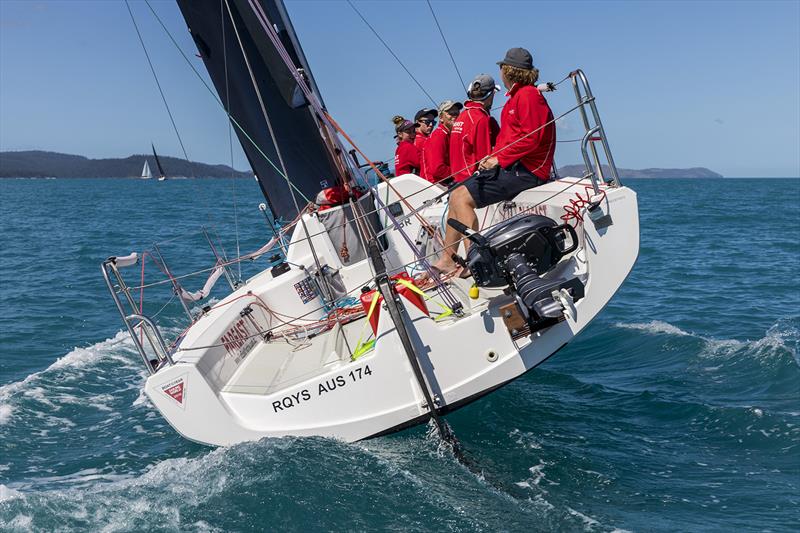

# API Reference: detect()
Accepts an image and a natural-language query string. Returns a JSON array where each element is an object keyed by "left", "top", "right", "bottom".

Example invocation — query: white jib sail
[{"left": 141, "top": 160, "right": 152, "bottom": 179}]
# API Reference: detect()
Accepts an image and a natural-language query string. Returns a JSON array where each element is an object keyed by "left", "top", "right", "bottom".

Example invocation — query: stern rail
[
  {"left": 569, "top": 69, "right": 622, "bottom": 192},
  {"left": 101, "top": 256, "right": 174, "bottom": 375}
]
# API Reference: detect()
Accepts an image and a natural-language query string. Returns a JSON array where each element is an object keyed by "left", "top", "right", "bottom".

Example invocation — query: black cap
[
  {"left": 497, "top": 47, "right": 533, "bottom": 70},
  {"left": 414, "top": 108, "right": 437, "bottom": 122}
]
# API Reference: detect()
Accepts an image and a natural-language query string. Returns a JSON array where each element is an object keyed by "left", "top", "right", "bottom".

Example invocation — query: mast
[{"left": 176, "top": 0, "right": 349, "bottom": 220}]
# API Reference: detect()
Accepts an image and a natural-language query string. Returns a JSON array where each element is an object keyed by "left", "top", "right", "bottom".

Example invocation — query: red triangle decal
[{"left": 161, "top": 379, "right": 185, "bottom": 406}]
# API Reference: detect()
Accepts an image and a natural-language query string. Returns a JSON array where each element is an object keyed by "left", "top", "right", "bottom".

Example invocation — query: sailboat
[
  {"left": 140, "top": 159, "right": 152, "bottom": 179},
  {"left": 102, "top": 0, "right": 639, "bottom": 447},
  {"left": 152, "top": 143, "right": 168, "bottom": 181}
]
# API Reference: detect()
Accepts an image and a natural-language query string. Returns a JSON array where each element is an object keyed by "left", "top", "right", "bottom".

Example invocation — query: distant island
[
  {"left": 557, "top": 164, "right": 722, "bottom": 179},
  {"left": 0, "top": 150, "right": 723, "bottom": 179},
  {"left": 0, "top": 150, "right": 251, "bottom": 178}
]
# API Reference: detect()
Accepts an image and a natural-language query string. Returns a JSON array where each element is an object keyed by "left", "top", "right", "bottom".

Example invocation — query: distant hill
[
  {"left": 0, "top": 151, "right": 251, "bottom": 178},
  {"left": 557, "top": 164, "right": 722, "bottom": 179},
  {"left": 1, "top": 150, "right": 722, "bottom": 180}
]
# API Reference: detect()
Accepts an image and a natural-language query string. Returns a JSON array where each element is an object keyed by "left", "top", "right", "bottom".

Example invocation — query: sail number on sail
[{"left": 272, "top": 366, "right": 373, "bottom": 413}]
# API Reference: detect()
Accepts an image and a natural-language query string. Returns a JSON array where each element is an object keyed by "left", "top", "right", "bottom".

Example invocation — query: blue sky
[{"left": 1, "top": 0, "right": 798, "bottom": 177}]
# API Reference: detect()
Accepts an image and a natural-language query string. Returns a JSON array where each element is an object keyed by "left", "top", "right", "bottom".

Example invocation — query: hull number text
[{"left": 272, "top": 365, "right": 373, "bottom": 412}]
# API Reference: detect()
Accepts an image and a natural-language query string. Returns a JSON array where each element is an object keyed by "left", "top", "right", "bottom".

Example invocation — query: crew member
[
  {"left": 413, "top": 108, "right": 437, "bottom": 152},
  {"left": 393, "top": 116, "right": 421, "bottom": 176},
  {"left": 450, "top": 74, "right": 501, "bottom": 183},
  {"left": 421, "top": 100, "right": 462, "bottom": 184},
  {"left": 431, "top": 47, "right": 555, "bottom": 275}
]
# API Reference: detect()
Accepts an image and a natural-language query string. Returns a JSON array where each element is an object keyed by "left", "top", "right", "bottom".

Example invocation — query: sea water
[{"left": 0, "top": 177, "right": 797, "bottom": 532}]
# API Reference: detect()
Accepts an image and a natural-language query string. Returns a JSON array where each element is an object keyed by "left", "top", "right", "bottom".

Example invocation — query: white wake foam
[
  {"left": 0, "top": 441, "right": 281, "bottom": 531},
  {"left": 615, "top": 320, "right": 691, "bottom": 337},
  {"left": 616, "top": 319, "right": 798, "bottom": 364},
  {"left": 0, "top": 484, "right": 23, "bottom": 503},
  {"left": 0, "top": 331, "right": 134, "bottom": 399},
  {"left": 0, "top": 405, "right": 13, "bottom": 426},
  {"left": 0, "top": 331, "right": 142, "bottom": 427}
]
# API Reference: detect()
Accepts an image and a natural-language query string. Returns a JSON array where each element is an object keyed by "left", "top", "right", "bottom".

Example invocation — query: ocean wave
[
  {"left": 616, "top": 320, "right": 692, "bottom": 337},
  {"left": 0, "top": 331, "right": 136, "bottom": 403},
  {"left": 0, "top": 326, "right": 187, "bottom": 427},
  {"left": 615, "top": 317, "right": 799, "bottom": 366},
  {"left": 0, "top": 330, "right": 158, "bottom": 456},
  {"left": 2, "top": 437, "right": 489, "bottom": 532},
  {"left": 0, "top": 440, "right": 269, "bottom": 531},
  {"left": 0, "top": 485, "right": 23, "bottom": 503}
]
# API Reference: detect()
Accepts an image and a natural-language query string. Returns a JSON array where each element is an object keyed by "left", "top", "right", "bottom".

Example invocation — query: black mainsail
[
  {"left": 176, "top": 0, "right": 344, "bottom": 220},
  {"left": 151, "top": 143, "right": 167, "bottom": 179}
]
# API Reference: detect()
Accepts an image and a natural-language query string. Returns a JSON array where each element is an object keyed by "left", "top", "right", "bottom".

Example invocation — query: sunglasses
[{"left": 417, "top": 119, "right": 435, "bottom": 126}]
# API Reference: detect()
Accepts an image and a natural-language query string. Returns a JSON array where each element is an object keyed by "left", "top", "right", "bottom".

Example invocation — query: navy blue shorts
[{"left": 462, "top": 163, "right": 546, "bottom": 209}]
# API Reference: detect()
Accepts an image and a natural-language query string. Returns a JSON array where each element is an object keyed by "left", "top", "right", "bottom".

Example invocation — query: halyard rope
[
  {"left": 124, "top": 0, "right": 193, "bottom": 173},
  {"left": 426, "top": 0, "right": 466, "bottom": 90},
  {"left": 346, "top": 0, "right": 438, "bottom": 106}
]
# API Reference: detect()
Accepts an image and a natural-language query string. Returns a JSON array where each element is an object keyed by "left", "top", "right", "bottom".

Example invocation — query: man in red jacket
[
  {"left": 413, "top": 108, "right": 437, "bottom": 153},
  {"left": 478, "top": 48, "right": 555, "bottom": 180},
  {"left": 432, "top": 47, "right": 556, "bottom": 275},
  {"left": 421, "top": 100, "right": 462, "bottom": 183},
  {"left": 450, "top": 74, "right": 501, "bottom": 183}
]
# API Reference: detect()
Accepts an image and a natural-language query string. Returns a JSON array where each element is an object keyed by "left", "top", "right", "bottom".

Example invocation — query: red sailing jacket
[
  {"left": 394, "top": 140, "right": 420, "bottom": 176},
  {"left": 495, "top": 83, "right": 556, "bottom": 179},
  {"left": 414, "top": 133, "right": 428, "bottom": 152},
  {"left": 449, "top": 101, "right": 500, "bottom": 183},
  {"left": 421, "top": 125, "right": 450, "bottom": 183}
]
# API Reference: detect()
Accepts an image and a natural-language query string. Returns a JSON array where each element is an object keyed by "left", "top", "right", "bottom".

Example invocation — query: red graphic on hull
[
  {"left": 165, "top": 382, "right": 184, "bottom": 404},
  {"left": 160, "top": 376, "right": 186, "bottom": 408}
]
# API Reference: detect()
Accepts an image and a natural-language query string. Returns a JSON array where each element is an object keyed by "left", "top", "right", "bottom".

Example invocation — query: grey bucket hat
[{"left": 497, "top": 47, "right": 534, "bottom": 70}]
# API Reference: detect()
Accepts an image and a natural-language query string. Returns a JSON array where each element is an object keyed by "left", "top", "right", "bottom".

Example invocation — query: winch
[{"left": 449, "top": 214, "right": 585, "bottom": 333}]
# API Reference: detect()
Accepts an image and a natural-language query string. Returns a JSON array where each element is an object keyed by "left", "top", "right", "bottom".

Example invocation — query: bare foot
[
  {"left": 415, "top": 263, "right": 464, "bottom": 286},
  {"left": 430, "top": 257, "right": 456, "bottom": 273}
]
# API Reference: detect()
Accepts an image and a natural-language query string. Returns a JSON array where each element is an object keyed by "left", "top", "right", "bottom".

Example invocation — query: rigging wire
[
  {"left": 124, "top": 0, "right": 194, "bottom": 175},
  {"left": 148, "top": 176, "right": 594, "bottom": 351},
  {"left": 425, "top": 0, "right": 465, "bottom": 90},
  {"left": 142, "top": 0, "right": 312, "bottom": 205},
  {"left": 224, "top": 0, "right": 297, "bottom": 213},
  {"left": 345, "top": 0, "right": 437, "bottom": 107},
  {"left": 220, "top": 0, "right": 242, "bottom": 284},
  {"left": 246, "top": 0, "right": 457, "bottom": 306},
  {"left": 130, "top": 93, "right": 595, "bottom": 294},
  {"left": 128, "top": 2, "right": 594, "bottom": 307},
  {"left": 235, "top": 0, "right": 338, "bottom": 306}
]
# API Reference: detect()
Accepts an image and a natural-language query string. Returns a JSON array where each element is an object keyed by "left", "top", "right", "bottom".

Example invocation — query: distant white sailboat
[{"left": 140, "top": 160, "right": 152, "bottom": 179}]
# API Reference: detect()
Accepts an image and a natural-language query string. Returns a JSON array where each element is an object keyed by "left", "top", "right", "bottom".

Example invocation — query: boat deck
[
  {"left": 221, "top": 320, "right": 362, "bottom": 395},
  {"left": 221, "top": 279, "right": 482, "bottom": 396}
]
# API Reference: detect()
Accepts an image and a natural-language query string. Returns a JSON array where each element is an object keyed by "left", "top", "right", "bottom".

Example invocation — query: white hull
[{"left": 143, "top": 176, "right": 639, "bottom": 446}]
